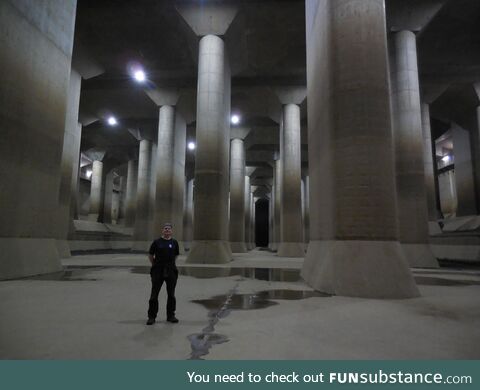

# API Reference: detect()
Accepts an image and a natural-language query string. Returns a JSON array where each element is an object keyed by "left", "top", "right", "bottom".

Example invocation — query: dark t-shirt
[{"left": 149, "top": 237, "right": 179, "bottom": 268}]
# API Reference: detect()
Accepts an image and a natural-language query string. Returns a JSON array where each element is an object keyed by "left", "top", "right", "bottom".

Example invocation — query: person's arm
[
  {"left": 174, "top": 240, "right": 180, "bottom": 258},
  {"left": 148, "top": 242, "right": 155, "bottom": 265}
]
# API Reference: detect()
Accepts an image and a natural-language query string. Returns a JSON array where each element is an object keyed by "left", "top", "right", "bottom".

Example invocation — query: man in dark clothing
[{"left": 146, "top": 223, "right": 180, "bottom": 325}]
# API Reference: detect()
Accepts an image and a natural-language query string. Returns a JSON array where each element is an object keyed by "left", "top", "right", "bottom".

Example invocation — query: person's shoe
[
  {"left": 167, "top": 316, "right": 179, "bottom": 323},
  {"left": 146, "top": 318, "right": 155, "bottom": 325}
]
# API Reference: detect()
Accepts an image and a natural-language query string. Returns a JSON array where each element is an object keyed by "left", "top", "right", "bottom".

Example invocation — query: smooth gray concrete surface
[
  {"left": 278, "top": 104, "right": 304, "bottom": 257},
  {"left": 303, "top": 0, "right": 419, "bottom": 298},
  {"left": 421, "top": 103, "right": 441, "bottom": 221},
  {"left": 0, "top": 0, "right": 76, "bottom": 280},
  {"left": 229, "top": 139, "right": 247, "bottom": 253},
  {"left": 390, "top": 30, "right": 438, "bottom": 268},
  {"left": 103, "top": 170, "right": 115, "bottom": 224},
  {"left": 453, "top": 125, "right": 477, "bottom": 216},
  {"left": 1, "top": 252, "right": 479, "bottom": 359},
  {"left": 302, "top": 176, "right": 310, "bottom": 244},
  {"left": 57, "top": 69, "right": 82, "bottom": 255},
  {"left": 125, "top": 159, "right": 138, "bottom": 227},
  {"left": 88, "top": 160, "right": 105, "bottom": 222},
  {"left": 187, "top": 35, "right": 232, "bottom": 264},
  {"left": 244, "top": 176, "right": 252, "bottom": 250},
  {"left": 70, "top": 122, "right": 83, "bottom": 223},
  {"left": 153, "top": 105, "right": 186, "bottom": 249},
  {"left": 133, "top": 139, "right": 154, "bottom": 250},
  {"left": 183, "top": 178, "right": 194, "bottom": 251}
]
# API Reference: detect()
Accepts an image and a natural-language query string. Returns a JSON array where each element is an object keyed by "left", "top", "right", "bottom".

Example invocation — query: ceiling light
[
  {"left": 188, "top": 142, "right": 196, "bottom": 150},
  {"left": 442, "top": 155, "right": 451, "bottom": 163},
  {"left": 107, "top": 116, "right": 117, "bottom": 126},
  {"left": 86, "top": 170, "right": 93, "bottom": 179},
  {"left": 231, "top": 114, "right": 240, "bottom": 125},
  {"left": 133, "top": 69, "right": 146, "bottom": 82}
]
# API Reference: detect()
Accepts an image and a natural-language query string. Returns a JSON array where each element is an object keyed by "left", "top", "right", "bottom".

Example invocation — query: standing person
[{"left": 146, "top": 223, "right": 180, "bottom": 325}]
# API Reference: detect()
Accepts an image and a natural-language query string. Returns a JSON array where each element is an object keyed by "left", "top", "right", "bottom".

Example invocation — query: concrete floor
[{"left": 1, "top": 250, "right": 479, "bottom": 359}]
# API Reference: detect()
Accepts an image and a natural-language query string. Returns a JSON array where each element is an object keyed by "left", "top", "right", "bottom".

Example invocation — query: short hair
[{"left": 163, "top": 223, "right": 173, "bottom": 228}]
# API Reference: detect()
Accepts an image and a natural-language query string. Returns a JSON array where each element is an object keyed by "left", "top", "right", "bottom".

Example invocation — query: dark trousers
[{"left": 148, "top": 267, "right": 178, "bottom": 319}]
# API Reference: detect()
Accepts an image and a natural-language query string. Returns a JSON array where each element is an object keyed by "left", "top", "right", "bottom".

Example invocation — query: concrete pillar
[
  {"left": 391, "top": 30, "right": 438, "bottom": 268},
  {"left": 187, "top": 34, "right": 232, "bottom": 264},
  {"left": 183, "top": 178, "right": 194, "bottom": 251},
  {"left": 0, "top": 0, "right": 76, "bottom": 280},
  {"left": 133, "top": 139, "right": 153, "bottom": 249},
  {"left": 103, "top": 170, "right": 115, "bottom": 224},
  {"left": 250, "top": 192, "right": 256, "bottom": 248},
  {"left": 57, "top": 69, "right": 82, "bottom": 256},
  {"left": 124, "top": 159, "right": 138, "bottom": 227},
  {"left": 303, "top": 175, "right": 310, "bottom": 244},
  {"left": 70, "top": 123, "right": 82, "bottom": 224},
  {"left": 153, "top": 105, "right": 186, "bottom": 250},
  {"left": 271, "top": 159, "right": 281, "bottom": 251},
  {"left": 453, "top": 125, "right": 477, "bottom": 216},
  {"left": 278, "top": 104, "right": 304, "bottom": 257},
  {"left": 302, "top": 0, "right": 419, "bottom": 298},
  {"left": 118, "top": 175, "right": 126, "bottom": 222},
  {"left": 268, "top": 190, "right": 274, "bottom": 250},
  {"left": 229, "top": 138, "right": 247, "bottom": 252},
  {"left": 244, "top": 176, "right": 252, "bottom": 250},
  {"left": 421, "top": 103, "right": 441, "bottom": 221},
  {"left": 88, "top": 160, "right": 105, "bottom": 222}
]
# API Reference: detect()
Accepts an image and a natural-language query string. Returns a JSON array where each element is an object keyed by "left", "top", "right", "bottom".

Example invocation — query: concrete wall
[{"left": 0, "top": 0, "right": 77, "bottom": 279}]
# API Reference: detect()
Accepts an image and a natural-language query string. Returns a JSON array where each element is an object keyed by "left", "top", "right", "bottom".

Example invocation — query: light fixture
[
  {"left": 133, "top": 69, "right": 146, "bottom": 82},
  {"left": 188, "top": 142, "right": 196, "bottom": 150},
  {"left": 86, "top": 170, "right": 93, "bottom": 179},
  {"left": 231, "top": 114, "right": 240, "bottom": 125},
  {"left": 442, "top": 155, "right": 451, "bottom": 163},
  {"left": 107, "top": 116, "right": 117, "bottom": 126}
]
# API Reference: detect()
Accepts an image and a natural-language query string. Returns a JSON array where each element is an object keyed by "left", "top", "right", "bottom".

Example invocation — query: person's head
[{"left": 162, "top": 223, "right": 173, "bottom": 239}]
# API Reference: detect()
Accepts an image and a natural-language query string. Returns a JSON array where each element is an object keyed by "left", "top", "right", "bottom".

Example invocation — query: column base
[
  {"left": 186, "top": 240, "right": 232, "bottom": 264},
  {"left": 401, "top": 243, "right": 439, "bottom": 268},
  {"left": 0, "top": 238, "right": 62, "bottom": 280},
  {"left": 55, "top": 240, "right": 71, "bottom": 258},
  {"left": 230, "top": 242, "right": 248, "bottom": 253},
  {"left": 302, "top": 240, "right": 420, "bottom": 299},
  {"left": 277, "top": 242, "right": 305, "bottom": 257},
  {"left": 269, "top": 242, "right": 278, "bottom": 251}
]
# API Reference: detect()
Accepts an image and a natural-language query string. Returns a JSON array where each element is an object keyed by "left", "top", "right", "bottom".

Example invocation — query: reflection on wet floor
[
  {"left": 192, "top": 289, "right": 331, "bottom": 311},
  {"left": 179, "top": 266, "right": 302, "bottom": 281},
  {"left": 23, "top": 269, "right": 99, "bottom": 281},
  {"left": 414, "top": 276, "right": 480, "bottom": 286}
]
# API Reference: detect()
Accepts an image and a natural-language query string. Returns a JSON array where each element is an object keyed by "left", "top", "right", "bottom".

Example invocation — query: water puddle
[{"left": 414, "top": 276, "right": 480, "bottom": 286}]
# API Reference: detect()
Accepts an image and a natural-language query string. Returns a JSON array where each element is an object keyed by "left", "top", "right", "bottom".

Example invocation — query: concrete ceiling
[{"left": 75, "top": 0, "right": 480, "bottom": 186}]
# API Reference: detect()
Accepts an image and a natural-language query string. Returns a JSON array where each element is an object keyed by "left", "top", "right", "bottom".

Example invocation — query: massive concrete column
[
  {"left": 453, "top": 124, "right": 477, "bottom": 216},
  {"left": 229, "top": 138, "right": 247, "bottom": 252},
  {"left": 124, "top": 159, "right": 138, "bottom": 227},
  {"left": 183, "top": 178, "right": 194, "bottom": 251},
  {"left": 153, "top": 105, "right": 186, "bottom": 250},
  {"left": 0, "top": 0, "right": 76, "bottom": 279},
  {"left": 56, "top": 68, "right": 82, "bottom": 256},
  {"left": 391, "top": 30, "right": 438, "bottom": 268},
  {"left": 303, "top": 175, "right": 310, "bottom": 244},
  {"left": 70, "top": 122, "right": 82, "bottom": 224},
  {"left": 250, "top": 191, "right": 256, "bottom": 248},
  {"left": 244, "top": 175, "right": 253, "bottom": 250},
  {"left": 421, "top": 103, "right": 441, "bottom": 221},
  {"left": 88, "top": 159, "right": 105, "bottom": 222},
  {"left": 133, "top": 139, "right": 153, "bottom": 249},
  {"left": 302, "top": 0, "right": 419, "bottom": 298},
  {"left": 271, "top": 158, "right": 281, "bottom": 251},
  {"left": 103, "top": 170, "right": 115, "bottom": 224},
  {"left": 277, "top": 104, "right": 304, "bottom": 257},
  {"left": 187, "top": 34, "right": 232, "bottom": 264}
]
